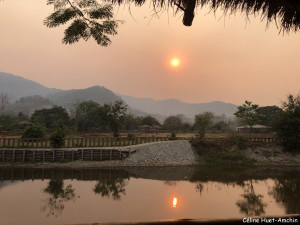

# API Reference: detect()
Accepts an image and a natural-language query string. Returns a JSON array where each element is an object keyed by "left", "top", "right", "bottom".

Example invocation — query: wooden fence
[
  {"left": 0, "top": 148, "right": 132, "bottom": 162},
  {"left": 0, "top": 136, "right": 282, "bottom": 149},
  {"left": 202, "top": 137, "right": 282, "bottom": 143},
  {"left": 0, "top": 136, "right": 186, "bottom": 149}
]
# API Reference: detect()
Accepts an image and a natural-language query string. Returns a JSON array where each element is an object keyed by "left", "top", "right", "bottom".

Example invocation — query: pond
[{"left": 0, "top": 166, "right": 299, "bottom": 225}]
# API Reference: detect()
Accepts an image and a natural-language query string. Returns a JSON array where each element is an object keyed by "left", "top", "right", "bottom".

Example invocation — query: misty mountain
[
  {"left": 7, "top": 95, "right": 54, "bottom": 115},
  {"left": 47, "top": 86, "right": 122, "bottom": 109},
  {"left": 120, "top": 94, "right": 238, "bottom": 118},
  {"left": 0, "top": 72, "right": 60, "bottom": 102},
  {"left": 1, "top": 72, "right": 238, "bottom": 119}
]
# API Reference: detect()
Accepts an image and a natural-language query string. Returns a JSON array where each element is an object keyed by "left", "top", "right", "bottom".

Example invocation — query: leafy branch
[{"left": 44, "top": 0, "right": 123, "bottom": 46}]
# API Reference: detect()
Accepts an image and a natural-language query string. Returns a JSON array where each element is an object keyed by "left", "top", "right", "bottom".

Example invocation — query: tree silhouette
[
  {"left": 94, "top": 177, "right": 128, "bottom": 200},
  {"left": 236, "top": 179, "right": 267, "bottom": 216},
  {"left": 269, "top": 178, "right": 300, "bottom": 214},
  {"left": 41, "top": 179, "right": 76, "bottom": 217},
  {"left": 44, "top": 0, "right": 122, "bottom": 45}
]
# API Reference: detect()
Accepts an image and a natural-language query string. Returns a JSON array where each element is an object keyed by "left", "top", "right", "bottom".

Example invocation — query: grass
[{"left": 191, "top": 138, "right": 256, "bottom": 166}]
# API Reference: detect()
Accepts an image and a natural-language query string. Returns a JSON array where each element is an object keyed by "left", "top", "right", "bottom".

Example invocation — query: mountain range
[{"left": 0, "top": 72, "right": 238, "bottom": 119}]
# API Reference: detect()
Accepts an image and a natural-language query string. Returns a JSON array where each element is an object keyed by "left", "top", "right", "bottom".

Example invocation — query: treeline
[{"left": 234, "top": 94, "right": 300, "bottom": 151}]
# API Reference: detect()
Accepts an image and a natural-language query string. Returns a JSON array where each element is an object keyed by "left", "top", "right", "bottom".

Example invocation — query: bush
[
  {"left": 127, "top": 133, "right": 134, "bottom": 138},
  {"left": 50, "top": 128, "right": 66, "bottom": 148},
  {"left": 22, "top": 125, "right": 46, "bottom": 139},
  {"left": 234, "top": 135, "right": 248, "bottom": 149}
]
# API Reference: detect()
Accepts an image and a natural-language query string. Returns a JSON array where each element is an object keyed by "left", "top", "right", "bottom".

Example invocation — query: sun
[{"left": 171, "top": 58, "right": 180, "bottom": 67}]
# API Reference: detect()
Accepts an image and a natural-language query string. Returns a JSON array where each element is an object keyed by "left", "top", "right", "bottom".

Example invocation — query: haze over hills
[
  {"left": 0, "top": 72, "right": 238, "bottom": 118},
  {"left": 120, "top": 94, "right": 237, "bottom": 118},
  {"left": 0, "top": 72, "right": 60, "bottom": 102}
]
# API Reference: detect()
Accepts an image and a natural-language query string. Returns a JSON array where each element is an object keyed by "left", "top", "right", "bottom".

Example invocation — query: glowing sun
[{"left": 171, "top": 58, "right": 180, "bottom": 67}]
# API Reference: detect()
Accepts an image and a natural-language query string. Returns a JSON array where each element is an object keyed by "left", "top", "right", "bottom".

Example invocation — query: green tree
[
  {"left": 31, "top": 106, "right": 70, "bottom": 129},
  {"left": 0, "top": 114, "right": 18, "bottom": 131},
  {"left": 50, "top": 128, "right": 67, "bottom": 148},
  {"left": 141, "top": 116, "right": 160, "bottom": 126},
  {"left": 75, "top": 101, "right": 101, "bottom": 131},
  {"left": 273, "top": 94, "right": 300, "bottom": 151},
  {"left": 0, "top": 93, "right": 9, "bottom": 133},
  {"left": 163, "top": 116, "right": 183, "bottom": 131},
  {"left": 22, "top": 125, "right": 46, "bottom": 139},
  {"left": 44, "top": 0, "right": 122, "bottom": 46},
  {"left": 123, "top": 114, "right": 141, "bottom": 130},
  {"left": 102, "top": 101, "right": 127, "bottom": 137},
  {"left": 234, "top": 100, "right": 260, "bottom": 134},
  {"left": 212, "top": 121, "right": 230, "bottom": 132},
  {"left": 258, "top": 105, "right": 283, "bottom": 127},
  {"left": 194, "top": 112, "right": 214, "bottom": 138}
]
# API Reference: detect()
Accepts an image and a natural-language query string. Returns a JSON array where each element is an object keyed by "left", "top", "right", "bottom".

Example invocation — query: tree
[
  {"left": 22, "top": 125, "right": 46, "bottom": 139},
  {"left": 31, "top": 106, "right": 70, "bottom": 129},
  {"left": 0, "top": 93, "right": 9, "bottom": 133},
  {"left": 194, "top": 112, "right": 214, "bottom": 138},
  {"left": 258, "top": 105, "right": 283, "bottom": 127},
  {"left": 101, "top": 101, "right": 127, "bottom": 137},
  {"left": 75, "top": 101, "right": 101, "bottom": 131},
  {"left": 44, "top": 0, "right": 122, "bottom": 46},
  {"left": 123, "top": 114, "right": 141, "bottom": 131},
  {"left": 141, "top": 116, "right": 160, "bottom": 126},
  {"left": 212, "top": 121, "right": 230, "bottom": 132},
  {"left": 273, "top": 94, "right": 300, "bottom": 151},
  {"left": 163, "top": 116, "right": 183, "bottom": 131},
  {"left": 234, "top": 100, "right": 260, "bottom": 134}
]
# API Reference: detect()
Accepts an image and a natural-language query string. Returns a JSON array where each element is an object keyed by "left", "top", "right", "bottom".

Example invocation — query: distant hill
[
  {"left": 7, "top": 95, "right": 54, "bottom": 115},
  {"left": 119, "top": 94, "right": 238, "bottom": 118},
  {"left": 0, "top": 72, "right": 60, "bottom": 102},
  {"left": 48, "top": 86, "right": 122, "bottom": 109},
  {"left": 1, "top": 72, "right": 238, "bottom": 118}
]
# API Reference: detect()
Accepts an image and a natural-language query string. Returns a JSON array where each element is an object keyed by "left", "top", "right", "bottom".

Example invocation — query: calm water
[{"left": 0, "top": 166, "right": 299, "bottom": 225}]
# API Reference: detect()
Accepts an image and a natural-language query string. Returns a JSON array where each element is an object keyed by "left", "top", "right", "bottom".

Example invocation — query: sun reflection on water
[{"left": 172, "top": 197, "right": 178, "bottom": 208}]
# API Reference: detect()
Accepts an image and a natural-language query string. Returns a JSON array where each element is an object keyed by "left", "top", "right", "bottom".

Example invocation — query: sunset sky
[{"left": 0, "top": 0, "right": 299, "bottom": 106}]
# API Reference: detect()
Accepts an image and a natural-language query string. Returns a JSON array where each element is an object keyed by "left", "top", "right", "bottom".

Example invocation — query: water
[{"left": 0, "top": 166, "right": 299, "bottom": 225}]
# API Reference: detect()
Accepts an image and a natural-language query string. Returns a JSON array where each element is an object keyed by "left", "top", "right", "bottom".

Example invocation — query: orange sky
[{"left": 0, "top": 0, "right": 299, "bottom": 106}]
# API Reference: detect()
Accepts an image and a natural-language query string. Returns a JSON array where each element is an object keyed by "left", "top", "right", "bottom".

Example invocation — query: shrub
[
  {"left": 127, "top": 133, "right": 134, "bottom": 138},
  {"left": 22, "top": 125, "right": 46, "bottom": 139},
  {"left": 50, "top": 128, "right": 66, "bottom": 148},
  {"left": 169, "top": 131, "right": 177, "bottom": 140}
]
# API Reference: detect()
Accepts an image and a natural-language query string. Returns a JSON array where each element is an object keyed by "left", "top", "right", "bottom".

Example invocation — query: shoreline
[{"left": 1, "top": 139, "right": 300, "bottom": 168}]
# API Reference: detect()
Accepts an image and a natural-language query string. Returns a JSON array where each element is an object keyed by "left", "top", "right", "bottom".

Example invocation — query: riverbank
[
  {"left": 0, "top": 140, "right": 197, "bottom": 168},
  {"left": 191, "top": 138, "right": 300, "bottom": 166},
  {"left": 0, "top": 139, "right": 299, "bottom": 168}
]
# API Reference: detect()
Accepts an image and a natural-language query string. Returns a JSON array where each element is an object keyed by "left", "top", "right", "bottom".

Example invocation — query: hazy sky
[{"left": 0, "top": 0, "right": 299, "bottom": 106}]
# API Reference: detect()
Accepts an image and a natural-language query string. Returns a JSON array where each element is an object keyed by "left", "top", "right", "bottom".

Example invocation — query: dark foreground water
[{"left": 0, "top": 166, "right": 299, "bottom": 225}]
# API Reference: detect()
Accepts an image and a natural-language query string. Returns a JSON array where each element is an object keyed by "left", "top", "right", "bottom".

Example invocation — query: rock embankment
[
  {"left": 0, "top": 140, "right": 197, "bottom": 168},
  {"left": 123, "top": 140, "right": 197, "bottom": 166}
]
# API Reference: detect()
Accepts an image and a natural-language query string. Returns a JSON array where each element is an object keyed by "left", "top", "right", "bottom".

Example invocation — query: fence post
[
  {"left": 2, "top": 150, "right": 5, "bottom": 161},
  {"left": 100, "top": 149, "right": 102, "bottom": 161},
  {"left": 33, "top": 150, "right": 35, "bottom": 162},
  {"left": 72, "top": 150, "right": 74, "bottom": 161},
  {"left": 43, "top": 149, "right": 45, "bottom": 162},
  {"left": 110, "top": 149, "right": 112, "bottom": 160},
  {"left": 81, "top": 149, "right": 84, "bottom": 161},
  {"left": 91, "top": 149, "right": 93, "bottom": 161},
  {"left": 23, "top": 150, "right": 25, "bottom": 162},
  {"left": 12, "top": 150, "right": 15, "bottom": 162}
]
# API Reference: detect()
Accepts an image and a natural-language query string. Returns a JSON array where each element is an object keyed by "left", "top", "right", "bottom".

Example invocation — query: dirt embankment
[{"left": 191, "top": 138, "right": 300, "bottom": 166}]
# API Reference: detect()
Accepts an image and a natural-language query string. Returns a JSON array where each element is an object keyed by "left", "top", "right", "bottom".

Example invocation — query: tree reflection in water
[
  {"left": 94, "top": 178, "right": 128, "bottom": 200},
  {"left": 236, "top": 180, "right": 267, "bottom": 216},
  {"left": 270, "top": 178, "right": 300, "bottom": 214},
  {"left": 41, "top": 180, "right": 76, "bottom": 217}
]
